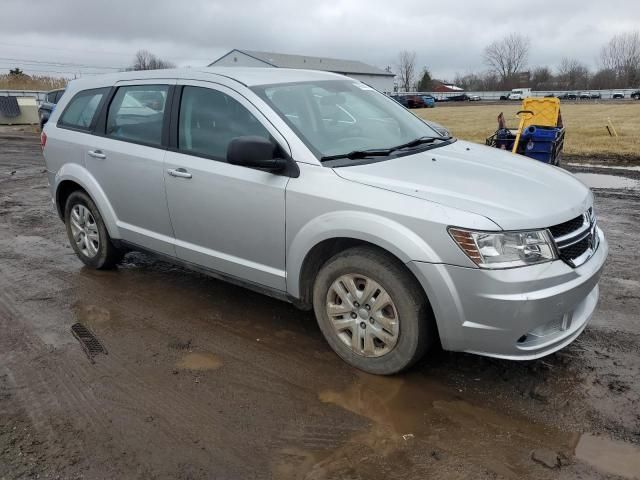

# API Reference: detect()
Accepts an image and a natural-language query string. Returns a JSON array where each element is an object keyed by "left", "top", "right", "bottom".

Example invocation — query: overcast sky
[{"left": 1, "top": 0, "right": 638, "bottom": 80}]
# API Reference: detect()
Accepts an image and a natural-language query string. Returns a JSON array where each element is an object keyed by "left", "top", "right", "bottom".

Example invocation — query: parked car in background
[
  {"left": 420, "top": 95, "right": 435, "bottom": 108},
  {"left": 612, "top": 92, "right": 625, "bottom": 99},
  {"left": 41, "top": 67, "right": 608, "bottom": 374},
  {"left": 507, "top": 88, "right": 532, "bottom": 100},
  {"left": 630, "top": 90, "right": 640, "bottom": 100},
  {"left": 38, "top": 88, "right": 65, "bottom": 129},
  {"left": 590, "top": 92, "right": 601, "bottom": 99},
  {"left": 558, "top": 93, "right": 578, "bottom": 100},
  {"left": 579, "top": 92, "right": 591, "bottom": 100},
  {"left": 448, "top": 94, "right": 471, "bottom": 101},
  {"left": 390, "top": 94, "right": 426, "bottom": 108},
  {"left": 468, "top": 94, "right": 481, "bottom": 101}
]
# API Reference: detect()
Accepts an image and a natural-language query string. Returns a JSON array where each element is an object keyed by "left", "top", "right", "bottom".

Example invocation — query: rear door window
[
  {"left": 58, "top": 88, "right": 109, "bottom": 131},
  {"left": 106, "top": 85, "right": 169, "bottom": 147}
]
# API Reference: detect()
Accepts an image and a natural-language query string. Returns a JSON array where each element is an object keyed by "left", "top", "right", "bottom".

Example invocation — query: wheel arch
[
  {"left": 287, "top": 211, "right": 441, "bottom": 308},
  {"left": 54, "top": 164, "right": 120, "bottom": 238}
]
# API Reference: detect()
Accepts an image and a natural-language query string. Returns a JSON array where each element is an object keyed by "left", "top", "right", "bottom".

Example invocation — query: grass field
[
  {"left": 415, "top": 102, "right": 640, "bottom": 161},
  {"left": 0, "top": 75, "right": 67, "bottom": 91}
]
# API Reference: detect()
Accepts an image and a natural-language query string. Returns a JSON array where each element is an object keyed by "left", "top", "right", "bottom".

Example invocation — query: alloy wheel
[{"left": 69, "top": 204, "right": 100, "bottom": 258}]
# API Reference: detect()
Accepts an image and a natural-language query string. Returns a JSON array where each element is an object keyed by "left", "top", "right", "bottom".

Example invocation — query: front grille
[
  {"left": 549, "top": 208, "right": 598, "bottom": 267},
  {"left": 549, "top": 214, "right": 584, "bottom": 238},
  {"left": 558, "top": 235, "right": 591, "bottom": 263}
]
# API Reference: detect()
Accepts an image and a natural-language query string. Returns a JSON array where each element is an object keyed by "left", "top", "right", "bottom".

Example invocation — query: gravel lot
[{"left": 1, "top": 127, "right": 639, "bottom": 479}]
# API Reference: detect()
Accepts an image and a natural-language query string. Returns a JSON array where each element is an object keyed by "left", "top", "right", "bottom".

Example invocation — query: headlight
[{"left": 448, "top": 227, "right": 557, "bottom": 269}]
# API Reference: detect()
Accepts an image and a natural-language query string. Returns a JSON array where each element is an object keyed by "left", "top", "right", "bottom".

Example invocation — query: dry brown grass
[
  {"left": 0, "top": 74, "right": 67, "bottom": 91},
  {"left": 416, "top": 103, "right": 640, "bottom": 161}
]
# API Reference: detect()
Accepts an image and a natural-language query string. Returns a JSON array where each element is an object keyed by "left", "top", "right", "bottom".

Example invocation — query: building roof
[
  {"left": 210, "top": 49, "right": 394, "bottom": 77},
  {"left": 433, "top": 83, "right": 464, "bottom": 92}
]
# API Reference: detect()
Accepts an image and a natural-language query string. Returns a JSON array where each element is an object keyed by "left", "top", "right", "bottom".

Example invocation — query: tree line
[{"left": 398, "top": 31, "right": 640, "bottom": 92}]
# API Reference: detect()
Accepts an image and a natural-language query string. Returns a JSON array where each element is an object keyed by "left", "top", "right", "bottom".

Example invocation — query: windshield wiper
[
  {"left": 388, "top": 136, "right": 445, "bottom": 152},
  {"left": 320, "top": 148, "right": 393, "bottom": 162},
  {"left": 320, "top": 136, "right": 449, "bottom": 162}
]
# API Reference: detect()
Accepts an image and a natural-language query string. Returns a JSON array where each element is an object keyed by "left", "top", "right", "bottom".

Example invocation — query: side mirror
[{"left": 227, "top": 136, "right": 287, "bottom": 172}]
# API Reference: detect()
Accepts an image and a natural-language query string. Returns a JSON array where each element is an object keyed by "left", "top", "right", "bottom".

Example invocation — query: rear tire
[
  {"left": 312, "top": 246, "right": 435, "bottom": 375},
  {"left": 64, "top": 191, "right": 122, "bottom": 269}
]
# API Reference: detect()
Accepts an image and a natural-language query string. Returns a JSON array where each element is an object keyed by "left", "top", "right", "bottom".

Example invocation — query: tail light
[{"left": 40, "top": 131, "right": 47, "bottom": 150}]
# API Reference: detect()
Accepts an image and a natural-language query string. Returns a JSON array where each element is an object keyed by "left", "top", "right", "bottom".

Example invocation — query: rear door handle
[
  {"left": 88, "top": 150, "right": 106, "bottom": 159},
  {"left": 167, "top": 168, "right": 192, "bottom": 179}
]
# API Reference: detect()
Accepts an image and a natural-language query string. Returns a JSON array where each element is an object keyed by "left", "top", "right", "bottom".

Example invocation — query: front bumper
[{"left": 408, "top": 227, "right": 608, "bottom": 359}]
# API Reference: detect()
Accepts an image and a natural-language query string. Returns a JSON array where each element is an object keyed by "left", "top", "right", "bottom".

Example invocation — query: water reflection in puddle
[{"left": 574, "top": 172, "right": 639, "bottom": 190}]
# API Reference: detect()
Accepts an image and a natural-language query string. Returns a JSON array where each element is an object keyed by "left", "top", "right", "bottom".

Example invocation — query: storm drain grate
[{"left": 71, "top": 323, "right": 108, "bottom": 363}]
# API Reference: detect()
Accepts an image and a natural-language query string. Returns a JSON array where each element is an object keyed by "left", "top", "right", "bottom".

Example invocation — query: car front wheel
[{"left": 312, "top": 246, "right": 435, "bottom": 374}]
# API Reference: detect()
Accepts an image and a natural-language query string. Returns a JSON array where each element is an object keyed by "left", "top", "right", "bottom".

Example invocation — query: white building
[{"left": 209, "top": 49, "right": 395, "bottom": 93}]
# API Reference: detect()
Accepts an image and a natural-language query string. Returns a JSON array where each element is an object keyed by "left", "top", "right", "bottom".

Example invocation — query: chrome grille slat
[{"left": 549, "top": 208, "right": 598, "bottom": 268}]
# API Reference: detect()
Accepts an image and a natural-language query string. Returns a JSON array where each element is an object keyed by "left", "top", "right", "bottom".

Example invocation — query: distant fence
[
  {"left": 0, "top": 89, "right": 47, "bottom": 105},
  {"left": 396, "top": 88, "right": 639, "bottom": 100}
]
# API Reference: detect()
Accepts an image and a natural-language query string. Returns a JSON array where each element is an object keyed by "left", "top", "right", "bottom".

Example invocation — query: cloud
[{"left": 0, "top": 0, "right": 637, "bottom": 79}]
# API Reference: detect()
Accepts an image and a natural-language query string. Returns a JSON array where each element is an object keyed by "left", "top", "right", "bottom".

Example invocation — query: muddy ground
[{"left": 1, "top": 127, "right": 639, "bottom": 480}]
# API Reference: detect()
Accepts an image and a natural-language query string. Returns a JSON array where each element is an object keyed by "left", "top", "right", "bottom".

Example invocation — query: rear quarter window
[{"left": 58, "top": 88, "right": 109, "bottom": 131}]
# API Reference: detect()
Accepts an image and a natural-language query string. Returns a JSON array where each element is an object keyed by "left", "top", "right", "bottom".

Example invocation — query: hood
[{"left": 333, "top": 140, "right": 592, "bottom": 230}]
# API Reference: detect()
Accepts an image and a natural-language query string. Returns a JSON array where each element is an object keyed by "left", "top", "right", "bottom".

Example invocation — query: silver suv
[{"left": 42, "top": 68, "right": 607, "bottom": 374}]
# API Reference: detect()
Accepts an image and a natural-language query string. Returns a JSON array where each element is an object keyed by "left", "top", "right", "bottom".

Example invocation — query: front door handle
[
  {"left": 88, "top": 150, "right": 106, "bottom": 160},
  {"left": 167, "top": 168, "right": 192, "bottom": 179}
]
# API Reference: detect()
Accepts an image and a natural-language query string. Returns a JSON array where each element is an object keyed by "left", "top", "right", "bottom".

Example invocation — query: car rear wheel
[
  {"left": 64, "top": 191, "right": 122, "bottom": 269},
  {"left": 312, "top": 246, "right": 435, "bottom": 375}
]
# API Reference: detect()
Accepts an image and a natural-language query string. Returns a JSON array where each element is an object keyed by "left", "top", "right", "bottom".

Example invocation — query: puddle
[
  {"left": 176, "top": 352, "right": 223, "bottom": 371},
  {"left": 567, "top": 162, "right": 640, "bottom": 172},
  {"left": 76, "top": 304, "right": 112, "bottom": 324},
  {"left": 574, "top": 172, "right": 639, "bottom": 190},
  {"left": 275, "top": 374, "right": 580, "bottom": 479},
  {"left": 575, "top": 433, "right": 640, "bottom": 478}
]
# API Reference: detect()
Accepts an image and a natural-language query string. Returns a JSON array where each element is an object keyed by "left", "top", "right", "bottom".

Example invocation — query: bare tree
[
  {"left": 599, "top": 31, "right": 640, "bottom": 87},
  {"left": 557, "top": 58, "right": 590, "bottom": 89},
  {"left": 483, "top": 33, "right": 531, "bottom": 87},
  {"left": 396, "top": 51, "right": 416, "bottom": 92},
  {"left": 130, "top": 50, "right": 175, "bottom": 71},
  {"left": 531, "top": 66, "right": 553, "bottom": 90},
  {"left": 590, "top": 68, "right": 617, "bottom": 89}
]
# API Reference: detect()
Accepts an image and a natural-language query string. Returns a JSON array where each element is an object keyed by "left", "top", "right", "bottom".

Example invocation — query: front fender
[
  {"left": 55, "top": 163, "right": 120, "bottom": 239},
  {"left": 286, "top": 210, "right": 441, "bottom": 298}
]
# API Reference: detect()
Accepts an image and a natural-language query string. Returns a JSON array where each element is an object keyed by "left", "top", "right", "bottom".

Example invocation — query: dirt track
[{"left": 1, "top": 127, "right": 639, "bottom": 479}]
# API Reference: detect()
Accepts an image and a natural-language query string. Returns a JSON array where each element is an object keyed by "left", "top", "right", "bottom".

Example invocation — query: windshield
[{"left": 251, "top": 80, "right": 448, "bottom": 161}]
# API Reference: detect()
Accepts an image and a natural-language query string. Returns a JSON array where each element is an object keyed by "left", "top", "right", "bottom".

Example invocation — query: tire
[
  {"left": 64, "top": 191, "right": 122, "bottom": 269},
  {"left": 312, "top": 246, "right": 435, "bottom": 375}
]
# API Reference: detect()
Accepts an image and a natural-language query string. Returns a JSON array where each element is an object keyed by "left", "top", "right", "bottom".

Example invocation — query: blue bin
[
  {"left": 521, "top": 125, "right": 560, "bottom": 141},
  {"left": 486, "top": 126, "right": 565, "bottom": 165}
]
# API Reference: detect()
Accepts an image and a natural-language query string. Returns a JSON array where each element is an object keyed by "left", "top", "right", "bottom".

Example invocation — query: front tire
[
  {"left": 312, "top": 246, "right": 435, "bottom": 375},
  {"left": 64, "top": 191, "right": 122, "bottom": 269}
]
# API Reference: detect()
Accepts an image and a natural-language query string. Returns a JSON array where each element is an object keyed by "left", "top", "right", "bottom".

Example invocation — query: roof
[
  {"left": 211, "top": 49, "right": 395, "bottom": 77},
  {"left": 59, "top": 67, "right": 349, "bottom": 93},
  {"left": 433, "top": 84, "right": 464, "bottom": 92}
]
